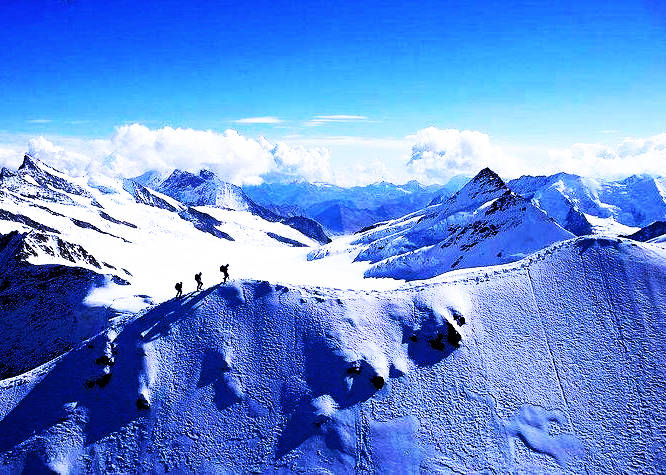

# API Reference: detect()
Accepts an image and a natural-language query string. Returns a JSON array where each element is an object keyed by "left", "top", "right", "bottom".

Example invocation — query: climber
[
  {"left": 175, "top": 282, "right": 183, "bottom": 298},
  {"left": 195, "top": 272, "right": 203, "bottom": 291},
  {"left": 220, "top": 264, "right": 230, "bottom": 283}
]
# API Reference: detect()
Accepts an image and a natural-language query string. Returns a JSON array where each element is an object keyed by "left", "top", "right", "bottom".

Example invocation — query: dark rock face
[
  {"left": 280, "top": 216, "right": 331, "bottom": 245},
  {"left": 623, "top": 221, "right": 666, "bottom": 242},
  {"left": 0, "top": 231, "right": 126, "bottom": 379},
  {"left": 178, "top": 207, "right": 234, "bottom": 241},
  {"left": 98, "top": 211, "right": 138, "bottom": 229},
  {"left": 564, "top": 207, "right": 593, "bottom": 236},
  {"left": 122, "top": 179, "right": 181, "bottom": 212},
  {"left": 0, "top": 209, "right": 60, "bottom": 234},
  {"left": 266, "top": 232, "right": 307, "bottom": 247}
]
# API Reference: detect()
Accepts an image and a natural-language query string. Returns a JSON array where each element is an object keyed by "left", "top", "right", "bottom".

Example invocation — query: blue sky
[{"left": 0, "top": 0, "right": 665, "bottom": 184}]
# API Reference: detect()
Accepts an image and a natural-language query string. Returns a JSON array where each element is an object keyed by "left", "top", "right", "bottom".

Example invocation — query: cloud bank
[
  {"left": 12, "top": 124, "right": 333, "bottom": 186},
  {"left": 406, "top": 127, "right": 511, "bottom": 182},
  {"left": 548, "top": 133, "right": 666, "bottom": 179},
  {"left": 2, "top": 124, "right": 665, "bottom": 187},
  {"left": 406, "top": 127, "right": 666, "bottom": 184}
]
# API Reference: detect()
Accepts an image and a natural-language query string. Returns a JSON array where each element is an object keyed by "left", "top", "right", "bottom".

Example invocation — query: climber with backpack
[{"left": 220, "top": 264, "right": 230, "bottom": 284}]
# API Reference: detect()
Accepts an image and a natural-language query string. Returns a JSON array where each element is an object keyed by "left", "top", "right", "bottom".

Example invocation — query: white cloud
[
  {"left": 3, "top": 124, "right": 335, "bottom": 186},
  {"left": 259, "top": 137, "right": 332, "bottom": 183},
  {"left": 26, "top": 119, "right": 51, "bottom": 124},
  {"left": 103, "top": 124, "right": 275, "bottom": 185},
  {"left": 406, "top": 127, "right": 513, "bottom": 183},
  {"left": 547, "top": 133, "right": 666, "bottom": 179},
  {"left": 234, "top": 116, "right": 283, "bottom": 124},
  {"left": 28, "top": 136, "right": 96, "bottom": 176},
  {"left": 405, "top": 126, "right": 666, "bottom": 183},
  {"left": 2, "top": 124, "right": 665, "bottom": 188},
  {"left": 305, "top": 115, "right": 369, "bottom": 127},
  {"left": 0, "top": 145, "right": 23, "bottom": 170}
]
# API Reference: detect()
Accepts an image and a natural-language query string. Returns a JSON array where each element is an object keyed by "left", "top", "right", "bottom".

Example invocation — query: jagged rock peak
[
  {"left": 198, "top": 169, "right": 217, "bottom": 181},
  {"left": 472, "top": 167, "right": 506, "bottom": 188},
  {"left": 18, "top": 153, "right": 40, "bottom": 171}
]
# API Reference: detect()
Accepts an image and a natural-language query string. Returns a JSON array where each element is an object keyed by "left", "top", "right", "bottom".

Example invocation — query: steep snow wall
[{"left": 0, "top": 236, "right": 664, "bottom": 473}]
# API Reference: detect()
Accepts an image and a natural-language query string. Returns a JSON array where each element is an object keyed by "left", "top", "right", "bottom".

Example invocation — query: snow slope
[{"left": 0, "top": 236, "right": 664, "bottom": 473}]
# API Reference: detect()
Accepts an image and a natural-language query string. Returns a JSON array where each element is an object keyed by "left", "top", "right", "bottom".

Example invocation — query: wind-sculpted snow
[{"left": 0, "top": 236, "right": 664, "bottom": 472}]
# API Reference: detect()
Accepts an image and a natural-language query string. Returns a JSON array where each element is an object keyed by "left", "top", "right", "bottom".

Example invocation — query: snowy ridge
[{"left": 0, "top": 236, "right": 664, "bottom": 472}]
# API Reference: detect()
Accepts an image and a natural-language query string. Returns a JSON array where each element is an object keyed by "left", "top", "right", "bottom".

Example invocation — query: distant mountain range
[{"left": 242, "top": 177, "right": 469, "bottom": 234}]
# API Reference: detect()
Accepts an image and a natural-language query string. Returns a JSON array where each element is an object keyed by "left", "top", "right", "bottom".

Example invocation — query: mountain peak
[
  {"left": 450, "top": 168, "right": 507, "bottom": 198},
  {"left": 18, "top": 153, "right": 40, "bottom": 171},
  {"left": 198, "top": 169, "right": 217, "bottom": 181},
  {"left": 472, "top": 167, "right": 505, "bottom": 186}
]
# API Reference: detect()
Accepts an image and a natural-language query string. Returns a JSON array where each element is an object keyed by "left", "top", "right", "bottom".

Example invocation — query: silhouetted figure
[
  {"left": 175, "top": 282, "right": 183, "bottom": 298},
  {"left": 220, "top": 264, "right": 229, "bottom": 283},
  {"left": 195, "top": 272, "right": 203, "bottom": 291}
]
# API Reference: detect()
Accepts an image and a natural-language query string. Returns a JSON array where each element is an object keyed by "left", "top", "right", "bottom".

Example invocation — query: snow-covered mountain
[
  {"left": 0, "top": 155, "right": 337, "bottom": 378},
  {"left": 311, "top": 168, "right": 574, "bottom": 280},
  {"left": 157, "top": 169, "right": 267, "bottom": 215},
  {"left": 150, "top": 168, "right": 331, "bottom": 244},
  {"left": 243, "top": 178, "right": 465, "bottom": 234},
  {"left": 508, "top": 172, "right": 666, "bottom": 234},
  {"left": 0, "top": 235, "right": 664, "bottom": 472},
  {"left": 1, "top": 155, "right": 665, "bottom": 473}
]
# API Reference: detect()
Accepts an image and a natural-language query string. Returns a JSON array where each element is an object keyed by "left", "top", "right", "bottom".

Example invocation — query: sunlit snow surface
[
  {"left": 1, "top": 157, "right": 665, "bottom": 473},
  {"left": 0, "top": 236, "right": 665, "bottom": 472}
]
